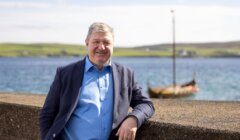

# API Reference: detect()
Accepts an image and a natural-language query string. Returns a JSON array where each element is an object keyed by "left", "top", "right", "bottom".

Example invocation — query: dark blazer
[{"left": 39, "top": 58, "right": 154, "bottom": 140}]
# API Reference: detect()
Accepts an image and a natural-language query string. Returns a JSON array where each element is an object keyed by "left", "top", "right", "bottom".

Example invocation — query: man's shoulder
[
  {"left": 112, "top": 61, "right": 133, "bottom": 74},
  {"left": 58, "top": 58, "right": 85, "bottom": 73}
]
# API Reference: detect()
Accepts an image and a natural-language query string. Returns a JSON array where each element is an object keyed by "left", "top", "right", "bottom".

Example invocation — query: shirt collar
[{"left": 85, "top": 56, "right": 112, "bottom": 72}]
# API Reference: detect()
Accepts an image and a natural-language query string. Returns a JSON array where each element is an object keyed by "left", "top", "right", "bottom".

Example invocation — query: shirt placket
[
  {"left": 99, "top": 74, "right": 107, "bottom": 101},
  {"left": 98, "top": 70, "right": 110, "bottom": 139}
]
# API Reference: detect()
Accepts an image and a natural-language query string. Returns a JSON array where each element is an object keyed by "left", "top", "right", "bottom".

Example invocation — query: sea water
[{"left": 0, "top": 57, "right": 239, "bottom": 101}]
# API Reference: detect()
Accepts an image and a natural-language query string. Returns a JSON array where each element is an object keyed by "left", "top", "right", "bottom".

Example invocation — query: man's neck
[{"left": 87, "top": 56, "right": 110, "bottom": 71}]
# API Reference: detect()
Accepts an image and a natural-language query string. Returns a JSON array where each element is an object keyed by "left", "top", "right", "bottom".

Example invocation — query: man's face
[{"left": 86, "top": 32, "right": 114, "bottom": 69}]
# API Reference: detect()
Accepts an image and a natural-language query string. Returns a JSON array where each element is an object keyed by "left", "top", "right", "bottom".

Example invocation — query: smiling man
[
  {"left": 85, "top": 24, "right": 113, "bottom": 70},
  {"left": 39, "top": 22, "right": 154, "bottom": 140}
]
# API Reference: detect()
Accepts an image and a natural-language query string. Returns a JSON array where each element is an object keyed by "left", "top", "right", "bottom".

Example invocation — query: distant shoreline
[
  {"left": 1, "top": 55, "right": 240, "bottom": 58},
  {"left": 1, "top": 43, "right": 240, "bottom": 57}
]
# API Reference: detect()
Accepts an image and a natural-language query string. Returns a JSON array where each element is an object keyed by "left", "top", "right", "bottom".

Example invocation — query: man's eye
[
  {"left": 104, "top": 41, "right": 110, "bottom": 45},
  {"left": 93, "top": 41, "right": 99, "bottom": 44}
]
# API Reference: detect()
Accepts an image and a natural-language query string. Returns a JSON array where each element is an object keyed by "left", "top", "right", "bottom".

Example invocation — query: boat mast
[{"left": 171, "top": 10, "right": 176, "bottom": 90}]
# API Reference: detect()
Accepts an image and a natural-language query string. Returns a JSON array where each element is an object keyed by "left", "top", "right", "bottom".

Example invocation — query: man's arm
[
  {"left": 116, "top": 71, "right": 155, "bottom": 140},
  {"left": 128, "top": 71, "right": 155, "bottom": 127},
  {"left": 116, "top": 116, "right": 138, "bottom": 140},
  {"left": 39, "top": 68, "right": 61, "bottom": 140}
]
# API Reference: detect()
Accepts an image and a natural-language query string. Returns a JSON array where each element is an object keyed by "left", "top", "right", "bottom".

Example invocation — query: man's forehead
[{"left": 90, "top": 32, "right": 113, "bottom": 40}]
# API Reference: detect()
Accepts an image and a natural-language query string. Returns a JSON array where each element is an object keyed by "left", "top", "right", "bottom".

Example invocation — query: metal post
[{"left": 171, "top": 10, "right": 176, "bottom": 91}]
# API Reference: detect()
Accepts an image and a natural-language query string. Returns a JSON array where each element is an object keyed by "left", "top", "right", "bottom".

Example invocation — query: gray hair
[{"left": 86, "top": 22, "right": 114, "bottom": 40}]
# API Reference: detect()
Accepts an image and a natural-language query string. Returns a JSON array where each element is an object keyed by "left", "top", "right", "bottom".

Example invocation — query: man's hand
[{"left": 116, "top": 116, "right": 138, "bottom": 140}]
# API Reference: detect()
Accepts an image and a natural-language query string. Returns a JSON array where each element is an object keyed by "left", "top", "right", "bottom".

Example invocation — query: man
[{"left": 39, "top": 22, "right": 154, "bottom": 140}]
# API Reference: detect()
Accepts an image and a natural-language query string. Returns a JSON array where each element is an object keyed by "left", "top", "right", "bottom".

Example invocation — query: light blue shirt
[{"left": 63, "top": 56, "right": 114, "bottom": 140}]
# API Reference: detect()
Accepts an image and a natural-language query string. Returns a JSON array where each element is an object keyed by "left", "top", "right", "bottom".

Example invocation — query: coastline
[
  {"left": 1, "top": 42, "right": 240, "bottom": 57},
  {"left": 1, "top": 55, "right": 240, "bottom": 58}
]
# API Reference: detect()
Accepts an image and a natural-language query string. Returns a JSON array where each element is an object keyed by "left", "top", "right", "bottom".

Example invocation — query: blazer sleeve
[
  {"left": 39, "top": 68, "right": 61, "bottom": 140},
  {"left": 128, "top": 71, "right": 155, "bottom": 128}
]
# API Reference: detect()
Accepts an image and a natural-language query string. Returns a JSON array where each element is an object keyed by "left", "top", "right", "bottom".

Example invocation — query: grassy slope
[
  {"left": 0, "top": 43, "right": 87, "bottom": 57},
  {"left": 134, "top": 41, "right": 240, "bottom": 57},
  {"left": 0, "top": 42, "right": 240, "bottom": 57}
]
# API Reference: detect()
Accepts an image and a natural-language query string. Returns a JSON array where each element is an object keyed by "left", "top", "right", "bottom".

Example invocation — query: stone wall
[
  {"left": 0, "top": 102, "right": 41, "bottom": 140},
  {"left": 0, "top": 101, "right": 240, "bottom": 140},
  {"left": 136, "top": 121, "right": 240, "bottom": 140}
]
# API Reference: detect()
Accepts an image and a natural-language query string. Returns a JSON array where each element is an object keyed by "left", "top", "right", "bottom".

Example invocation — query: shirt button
[{"left": 53, "top": 133, "right": 56, "bottom": 138}]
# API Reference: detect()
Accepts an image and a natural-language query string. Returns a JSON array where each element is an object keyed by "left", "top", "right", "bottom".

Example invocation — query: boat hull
[{"left": 148, "top": 81, "right": 198, "bottom": 98}]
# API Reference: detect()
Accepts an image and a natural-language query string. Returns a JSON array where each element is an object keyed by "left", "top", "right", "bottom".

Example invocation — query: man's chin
[
  {"left": 97, "top": 59, "right": 110, "bottom": 65},
  {"left": 97, "top": 61, "right": 107, "bottom": 65},
  {"left": 91, "top": 57, "right": 110, "bottom": 66}
]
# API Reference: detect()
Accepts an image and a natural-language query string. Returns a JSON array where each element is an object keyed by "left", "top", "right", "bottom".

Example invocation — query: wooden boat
[
  {"left": 148, "top": 79, "right": 199, "bottom": 98},
  {"left": 148, "top": 10, "right": 199, "bottom": 98}
]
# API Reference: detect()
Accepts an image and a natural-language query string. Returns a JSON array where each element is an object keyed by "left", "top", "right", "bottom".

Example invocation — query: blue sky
[{"left": 1, "top": 0, "right": 240, "bottom": 47}]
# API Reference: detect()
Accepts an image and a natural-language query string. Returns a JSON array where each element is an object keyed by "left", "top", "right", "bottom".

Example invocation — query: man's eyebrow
[{"left": 92, "top": 38, "right": 111, "bottom": 41}]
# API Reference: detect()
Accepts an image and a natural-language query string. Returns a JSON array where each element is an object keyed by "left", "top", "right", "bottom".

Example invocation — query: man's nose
[{"left": 98, "top": 42, "right": 105, "bottom": 50}]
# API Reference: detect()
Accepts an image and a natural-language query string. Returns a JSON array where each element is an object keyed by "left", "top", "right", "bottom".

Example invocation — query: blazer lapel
[
  {"left": 67, "top": 58, "right": 85, "bottom": 119},
  {"left": 72, "top": 58, "right": 85, "bottom": 96},
  {"left": 112, "top": 62, "right": 121, "bottom": 129}
]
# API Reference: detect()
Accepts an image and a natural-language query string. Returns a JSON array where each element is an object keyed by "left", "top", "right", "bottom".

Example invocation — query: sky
[{"left": 0, "top": 0, "right": 240, "bottom": 47}]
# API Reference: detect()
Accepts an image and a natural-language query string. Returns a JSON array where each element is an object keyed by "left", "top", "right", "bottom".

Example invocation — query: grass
[
  {"left": 0, "top": 43, "right": 87, "bottom": 57},
  {"left": 0, "top": 43, "right": 240, "bottom": 57}
]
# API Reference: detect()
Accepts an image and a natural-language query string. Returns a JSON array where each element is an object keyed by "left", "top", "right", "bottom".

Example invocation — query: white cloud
[{"left": 0, "top": 2, "right": 240, "bottom": 46}]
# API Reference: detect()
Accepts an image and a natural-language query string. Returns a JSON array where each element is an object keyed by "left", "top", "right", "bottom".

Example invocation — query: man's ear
[{"left": 85, "top": 39, "right": 89, "bottom": 46}]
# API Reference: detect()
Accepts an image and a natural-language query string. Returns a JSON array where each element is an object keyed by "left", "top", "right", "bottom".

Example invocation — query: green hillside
[
  {"left": 134, "top": 41, "right": 240, "bottom": 57},
  {"left": 0, "top": 43, "right": 87, "bottom": 57},
  {"left": 0, "top": 41, "right": 240, "bottom": 57}
]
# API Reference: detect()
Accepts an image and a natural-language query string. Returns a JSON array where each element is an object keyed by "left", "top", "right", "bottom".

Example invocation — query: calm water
[{"left": 0, "top": 57, "right": 239, "bottom": 101}]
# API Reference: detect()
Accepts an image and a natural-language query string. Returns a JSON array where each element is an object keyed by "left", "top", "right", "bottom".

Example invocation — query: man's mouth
[{"left": 95, "top": 51, "right": 107, "bottom": 55}]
